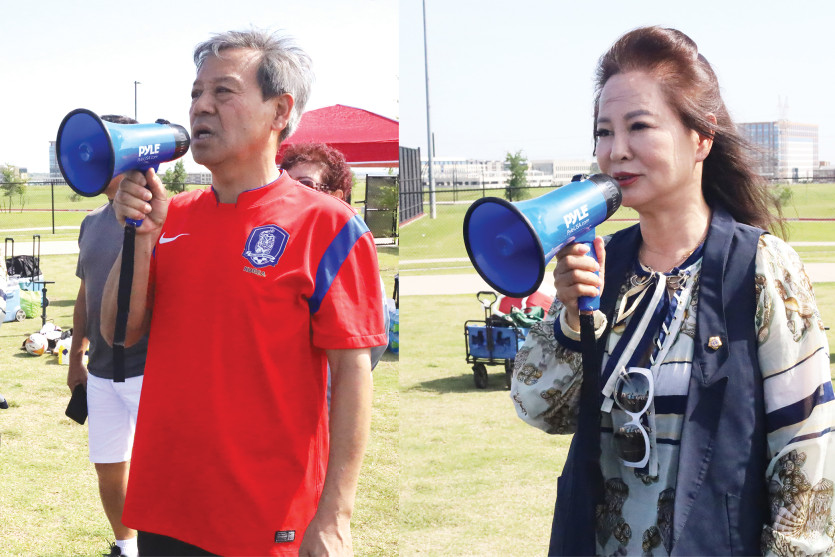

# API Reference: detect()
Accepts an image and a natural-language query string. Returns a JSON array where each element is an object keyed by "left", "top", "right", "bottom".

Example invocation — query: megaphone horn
[
  {"left": 56, "top": 108, "right": 190, "bottom": 200},
  {"left": 463, "top": 173, "right": 622, "bottom": 308}
]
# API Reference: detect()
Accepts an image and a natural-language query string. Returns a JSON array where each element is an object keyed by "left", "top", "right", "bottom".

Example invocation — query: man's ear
[
  {"left": 695, "top": 113, "right": 717, "bottom": 162},
  {"left": 272, "top": 93, "right": 294, "bottom": 133}
]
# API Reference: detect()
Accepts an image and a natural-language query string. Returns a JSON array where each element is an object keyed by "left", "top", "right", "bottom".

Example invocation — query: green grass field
[
  {"left": 399, "top": 286, "right": 835, "bottom": 556},
  {"left": 400, "top": 294, "right": 568, "bottom": 556},
  {"left": 0, "top": 250, "right": 397, "bottom": 556}
]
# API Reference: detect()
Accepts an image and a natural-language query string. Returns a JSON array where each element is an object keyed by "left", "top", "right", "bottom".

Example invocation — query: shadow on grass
[
  {"left": 408, "top": 368, "right": 510, "bottom": 394},
  {"left": 0, "top": 331, "right": 26, "bottom": 342},
  {"left": 5, "top": 347, "right": 62, "bottom": 362}
]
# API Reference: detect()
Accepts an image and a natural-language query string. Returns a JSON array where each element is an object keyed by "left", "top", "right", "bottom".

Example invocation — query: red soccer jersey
[{"left": 122, "top": 173, "right": 386, "bottom": 555}]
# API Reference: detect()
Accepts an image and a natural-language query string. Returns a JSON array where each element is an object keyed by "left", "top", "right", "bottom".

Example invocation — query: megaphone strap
[{"left": 112, "top": 225, "right": 136, "bottom": 383}]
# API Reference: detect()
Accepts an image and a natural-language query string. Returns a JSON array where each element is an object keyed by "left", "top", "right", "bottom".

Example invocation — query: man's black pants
[{"left": 137, "top": 531, "right": 218, "bottom": 556}]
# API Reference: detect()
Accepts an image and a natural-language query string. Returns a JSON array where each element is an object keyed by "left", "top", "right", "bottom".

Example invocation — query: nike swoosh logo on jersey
[{"left": 159, "top": 233, "right": 190, "bottom": 244}]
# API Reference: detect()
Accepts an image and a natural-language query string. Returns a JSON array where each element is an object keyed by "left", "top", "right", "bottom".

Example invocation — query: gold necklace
[{"left": 640, "top": 229, "right": 708, "bottom": 273}]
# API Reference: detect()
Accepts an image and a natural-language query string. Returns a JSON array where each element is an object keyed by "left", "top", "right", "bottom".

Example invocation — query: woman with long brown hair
[{"left": 511, "top": 26, "right": 834, "bottom": 556}]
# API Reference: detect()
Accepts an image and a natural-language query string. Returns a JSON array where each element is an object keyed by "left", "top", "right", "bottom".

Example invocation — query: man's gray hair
[{"left": 194, "top": 29, "right": 313, "bottom": 142}]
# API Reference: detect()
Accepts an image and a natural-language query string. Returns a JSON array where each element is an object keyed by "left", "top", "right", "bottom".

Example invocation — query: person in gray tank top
[{"left": 66, "top": 114, "right": 148, "bottom": 557}]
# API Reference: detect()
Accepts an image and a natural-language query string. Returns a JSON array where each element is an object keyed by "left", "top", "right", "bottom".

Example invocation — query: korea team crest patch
[{"left": 242, "top": 224, "right": 289, "bottom": 268}]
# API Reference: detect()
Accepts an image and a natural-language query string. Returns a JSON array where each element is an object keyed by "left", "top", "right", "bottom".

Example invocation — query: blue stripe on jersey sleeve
[
  {"left": 767, "top": 381, "right": 835, "bottom": 434},
  {"left": 308, "top": 215, "right": 370, "bottom": 315}
]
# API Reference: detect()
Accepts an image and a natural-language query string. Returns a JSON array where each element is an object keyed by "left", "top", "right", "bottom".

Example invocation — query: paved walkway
[
  {"left": 32, "top": 241, "right": 79, "bottom": 255},
  {"left": 400, "top": 243, "right": 835, "bottom": 295},
  {"left": 401, "top": 264, "right": 835, "bottom": 296},
  {"left": 18, "top": 241, "right": 835, "bottom": 295}
]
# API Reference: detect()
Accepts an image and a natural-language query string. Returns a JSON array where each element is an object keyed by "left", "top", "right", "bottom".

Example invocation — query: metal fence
[
  {"left": 363, "top": 175, "right": 399, "bottom": 244},
  {"left": 1, "top": 177, "right": 405, "bottom": 241},
  {"left": 399, "top": 146, "right": 423, "bottom": 224},
  {"left": 0, "top": 180, "right": 95, "bottom": 238}
]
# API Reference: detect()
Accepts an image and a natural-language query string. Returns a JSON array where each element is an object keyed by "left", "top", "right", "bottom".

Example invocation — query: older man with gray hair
[{"left": 102, "top": 29, "right": 385, "bottom": 556}]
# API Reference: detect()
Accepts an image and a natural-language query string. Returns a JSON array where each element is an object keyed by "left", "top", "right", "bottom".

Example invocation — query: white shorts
[{"left": 87, "top": 373, "right": 143, "bottom": 464}]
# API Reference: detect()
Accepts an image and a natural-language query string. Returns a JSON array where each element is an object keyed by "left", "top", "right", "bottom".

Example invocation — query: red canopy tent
[{"left": 277, "top": 104, "right": 399, "bottom": 168}]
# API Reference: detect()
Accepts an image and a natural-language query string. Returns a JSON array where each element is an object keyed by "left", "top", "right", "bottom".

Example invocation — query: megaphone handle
[
  {"left": 124, "top": 164, "right": 160, "bottom": 228},
  {"left": 577, "top": 229, "right": 601, "bottom": 313}
]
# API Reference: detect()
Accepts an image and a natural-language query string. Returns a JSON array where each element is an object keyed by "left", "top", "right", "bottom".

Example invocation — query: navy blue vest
[{"left": 548, "top": 207, "right": 767, "bottom": 556}]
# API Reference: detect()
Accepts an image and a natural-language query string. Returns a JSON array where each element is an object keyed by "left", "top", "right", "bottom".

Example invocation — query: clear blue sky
[
  {"left": 5, "top": 1, "right": 833, "bottom": 173},
  {"left": 0, "top": 0, "right": 397, "bottom": 173},
  {"left": 400, "top": 0, "right": 835, "bottom": 164}
]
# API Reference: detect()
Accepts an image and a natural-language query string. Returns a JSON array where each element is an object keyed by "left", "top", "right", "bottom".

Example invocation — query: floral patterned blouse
[{"left": 510, "top": 234, "right": 835, "bottom": 556}]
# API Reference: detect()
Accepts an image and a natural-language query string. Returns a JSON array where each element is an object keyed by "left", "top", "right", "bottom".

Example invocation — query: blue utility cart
[{"left": 464, "top": 291, "right": 528, "bottom": 389}]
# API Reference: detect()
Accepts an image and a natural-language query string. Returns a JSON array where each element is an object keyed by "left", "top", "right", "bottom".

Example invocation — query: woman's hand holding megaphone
[
  {"left": 553, "top": 236, "right": 606, "bottom": 332},
  {"left": 113, "top": 168, "right": 169, "bottom": 239}
]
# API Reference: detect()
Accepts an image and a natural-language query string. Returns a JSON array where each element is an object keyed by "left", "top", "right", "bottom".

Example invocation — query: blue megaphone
[
  {"left": 56, "top": 108, "right": 190, "bottom": 225},
  {"left": 463, "top": 173, "right": 622, "bottom": 309}
]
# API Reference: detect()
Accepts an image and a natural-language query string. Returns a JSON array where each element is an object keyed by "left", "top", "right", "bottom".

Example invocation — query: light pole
[
  {"left": 422, "top": 0, "right": 436, "bottom": 218},
  {"left": 134, "top": 81, "right": 141, "bottom": 121}
]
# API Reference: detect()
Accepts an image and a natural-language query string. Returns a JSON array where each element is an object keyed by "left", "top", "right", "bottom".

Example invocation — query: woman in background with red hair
[{"left": 280, "top": 142, "right": 353, "bottom": 201}]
